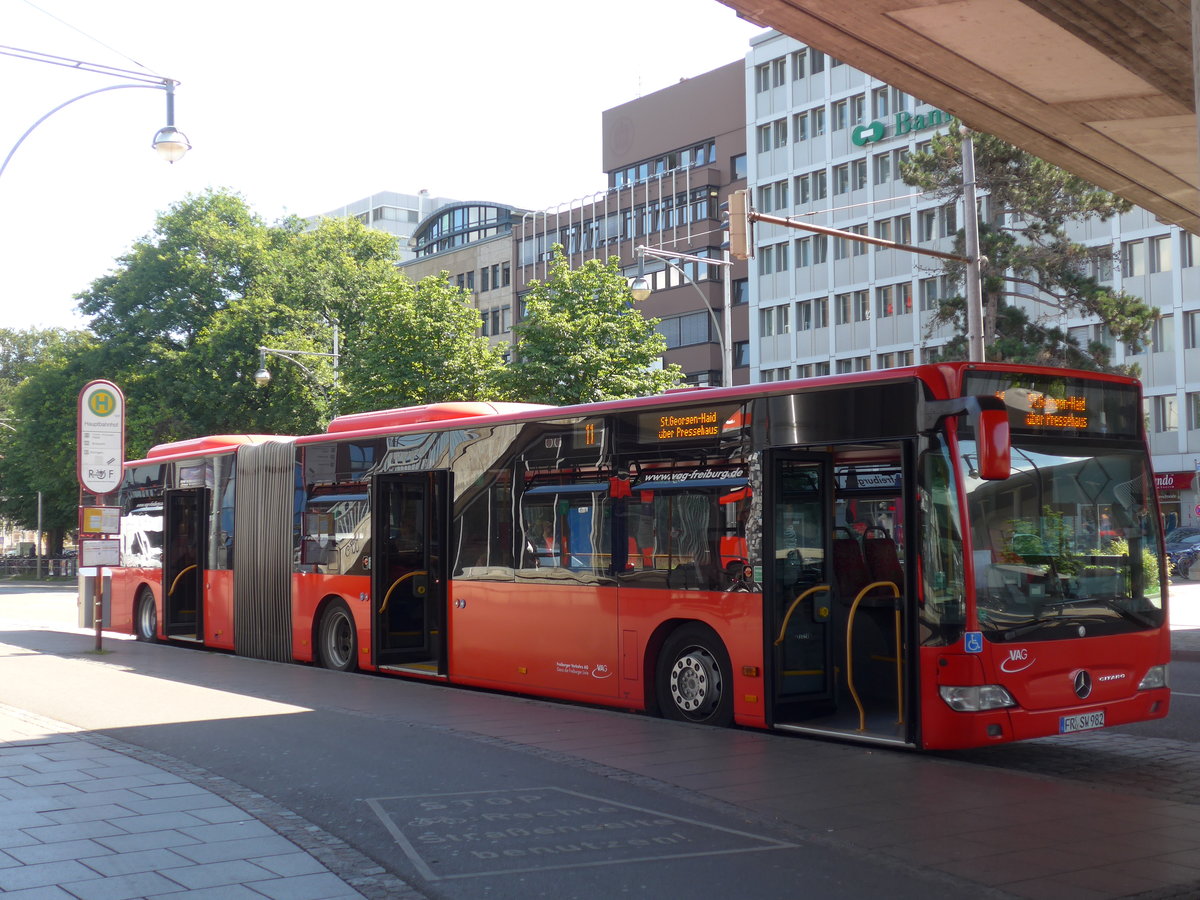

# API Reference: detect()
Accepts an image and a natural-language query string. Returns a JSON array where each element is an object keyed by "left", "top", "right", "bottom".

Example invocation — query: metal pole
[
  {"left": 962, "top": 126, "right": 986, "bottom": 362},
  {"left": 721, "top": 248, "right": 733, "bottom": 386},
  {"left": 36, "top": 490, "right": 42, "bottom": 579}
]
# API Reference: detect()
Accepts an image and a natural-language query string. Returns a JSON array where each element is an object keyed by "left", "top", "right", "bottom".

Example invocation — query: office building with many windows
[{"left": 745, "top": 30, "right": 1200, "bottom": 528}]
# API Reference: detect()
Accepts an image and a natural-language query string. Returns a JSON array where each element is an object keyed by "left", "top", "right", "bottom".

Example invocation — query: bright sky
[{"left": 0, "top": 0, "right": 766, "bottom": 332}]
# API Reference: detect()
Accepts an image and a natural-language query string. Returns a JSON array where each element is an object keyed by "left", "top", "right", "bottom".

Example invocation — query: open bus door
[
  {"left": 371, "top": 471, "right": 448, "bottom": 674},
  {"left": 162, "top": 488, "right": 207, "bottom": 642},
  {"left": 767, "top": 448, "right": 915, "bottom": 745}
]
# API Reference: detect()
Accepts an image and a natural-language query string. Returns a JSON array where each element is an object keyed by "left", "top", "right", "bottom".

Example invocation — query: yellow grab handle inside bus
[
  {"left": 168, "top": 564, "right": 197, "bottom": 597},
  {"left": 845, "top": 581, "right": 901, "bottom": 732},
  {"left": 774, "top": 584, "right": 831, "bottom": 646},
  {"left": 379, "top": 570, "right": 428, "bottom": 615}
]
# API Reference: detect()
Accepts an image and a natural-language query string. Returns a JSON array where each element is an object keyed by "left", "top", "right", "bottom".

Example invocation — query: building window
[
  {"left": 813, "top": 297, "right": 828, "bottom": 328},
  {"left": 796, "top": 237, "right": 812, "bottom": 268},
  {"left": 1150, "top": 235, "right": 1172, "bottom": 273},
  {"left": 792, "top": 49, "right": 807, "bottom": 80},
  {"left": 1121, "top": 240, "right": 1146, "bottom": 276},
  {"left": 895, "top": 214, "right": 912, "bottom": 244},
  {"left": 1152, "top": 315, "right": 1174, "bottom": 353},
  {"left": 851, "top": 290, "right": 868, "bottom": 321},
  {"left": 876, "top": 285, "right": 895, "bottom": 318},
  {"left": 1185, "top": 311, "right": 1200, "bottom": 349},
  {"left": 1184, "top": 232, "right": 1199, "bottom": 268},
  {"left": 850, "top": 224, "right": 869, "bottom": 256},
  {"left": 873, "top": 153, "right": 891, "bottom": 185},
  {"left": 796, "top": 299, "right": 813, "bottom": 330},
  {"left": 812, "top": 234, "right": 828, "bottom": 263},
  {"left": 755, "top": 64, "right": 771, "bottom": 93},
  {"left": 872, "top": 87, "right": 890, "bottom": 119},
  {"left": 832, "top": 100, "right": 848, "bottom": 131},
  {"left": 731, "top": 278, "right": 748, "bottom": 306},
  {"left": 774, "top": 117, "right": 788, "bottom": 148},
  {"left": 1189, "top": 392, "right": 1200, "bottom": 430},
  {"left": 835, "top": 292, "right": 852, "bottom": 324},
  {"left": 759, "top": 305, "right": 790, "bottom": 337},
  {"left": 833, "top": 164, "right": 850, "bottom": 195},
  {"left": 851, "top": 159, "right": 867, "bottom": 191},
  {"left": 940, "top": 204, "right": 957, "bottom": 237},
  {"left": 733, "top": 341, "right": 750, "bottom": 367},
  {"left": 793, "top": 112, "right": 809, "bottom": 143},
  {"left": 920, "top": 276, "right": 945, "bottom": 311},
  {"left": 1153, "top": 395, "right": 1178, "bottom": 433},
  {"left": 918, "top": 209, "right": 937, "bottom": 242},
  {"left": 850, "top": 94, "right": 865, "bottom": 126},
  {"left": 810, "top": 49, "right": 825, "bottom": 73}
]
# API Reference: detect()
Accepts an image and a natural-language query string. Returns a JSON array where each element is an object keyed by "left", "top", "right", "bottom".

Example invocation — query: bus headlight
[
  {"left": 939, "top": 684, "right": 1016, "bottom": 712},
  {"left": 1137, "top": 665, "right": 1168, "bottom": 690}
]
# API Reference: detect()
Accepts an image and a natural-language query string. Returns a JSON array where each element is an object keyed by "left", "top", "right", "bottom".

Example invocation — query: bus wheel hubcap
[{"left": 670, "top": 648, "right": 720, "bottom": 714}]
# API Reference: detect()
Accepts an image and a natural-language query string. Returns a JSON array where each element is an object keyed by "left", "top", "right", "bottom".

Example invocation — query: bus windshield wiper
[{"left": 1048, "top": 595, "right": 1160, "bottom": 629}]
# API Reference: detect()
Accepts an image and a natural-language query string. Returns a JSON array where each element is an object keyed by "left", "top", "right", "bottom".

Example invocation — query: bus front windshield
[{"left": 961, "top": 438, "right": 1165, "bottom": 642}]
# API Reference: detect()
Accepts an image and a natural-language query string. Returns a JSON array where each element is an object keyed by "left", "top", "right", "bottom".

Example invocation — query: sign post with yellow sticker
[{"left": 77, "top": 380, "right": 125, "bottom": 651}]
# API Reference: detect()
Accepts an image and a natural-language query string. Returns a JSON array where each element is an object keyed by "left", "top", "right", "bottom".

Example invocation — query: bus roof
[{"left": 143, "top": 434, "right": 290, "bottom": 462}]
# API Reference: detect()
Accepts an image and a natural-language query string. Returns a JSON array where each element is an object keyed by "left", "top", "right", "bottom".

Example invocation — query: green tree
[
  {"left": 340, "top": 272, "right": 509, "bottom": 413},
  {"left": 901, "top": 124, "right": 1157, "bottom": 370},
  {"left": 504, "top": 248, "right": 683, "bottom": 405},
  {"left": 0, "top": 330, "right": 98, "bottom": 552},
  {"left": 0, "top": 188, "right": 517, "bottom": 545}
]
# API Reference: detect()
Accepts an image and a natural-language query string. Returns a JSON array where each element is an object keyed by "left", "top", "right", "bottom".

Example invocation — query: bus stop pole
[{"left": 94, "top": 566, "right": 102, "bottom": 652}]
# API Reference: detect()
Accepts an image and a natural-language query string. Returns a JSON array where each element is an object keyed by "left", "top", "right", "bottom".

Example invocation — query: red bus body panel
[{"left": 919, "top": 628, "right": 1171, "bottom": 749}]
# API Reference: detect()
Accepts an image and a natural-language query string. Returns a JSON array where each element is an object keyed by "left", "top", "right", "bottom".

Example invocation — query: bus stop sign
[{"left": 78, "top": 380, "right": 125, "bottom": 495}]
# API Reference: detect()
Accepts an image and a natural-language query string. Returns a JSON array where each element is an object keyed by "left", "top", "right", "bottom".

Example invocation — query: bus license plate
[{"left": 1060, "top": 711, "right": 1105, "bottom": 734}]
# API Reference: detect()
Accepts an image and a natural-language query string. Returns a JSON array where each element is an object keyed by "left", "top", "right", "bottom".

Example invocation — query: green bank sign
[{"left": 852, "top": 108, "right": 955, "bottom": 146}]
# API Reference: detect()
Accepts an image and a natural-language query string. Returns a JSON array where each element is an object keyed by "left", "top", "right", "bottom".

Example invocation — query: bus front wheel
[
  {"left": 655, "top": 624, "right": 733, "bottom": 727},
  {"left": 318, "top": 602, "right": 358, "bottom": 672},
  {"left": 134, "top": 589, "right": 158, "bottom": 642}
]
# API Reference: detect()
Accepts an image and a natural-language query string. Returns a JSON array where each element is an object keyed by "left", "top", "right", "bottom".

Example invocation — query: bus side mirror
[{"left": 975, "top": 408, "right": 1011, "bottom": 480}]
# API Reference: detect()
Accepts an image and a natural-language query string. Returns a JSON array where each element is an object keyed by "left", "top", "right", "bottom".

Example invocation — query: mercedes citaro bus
[{"left": 87, "top": 362, "right": 1169, "bottom": 749}]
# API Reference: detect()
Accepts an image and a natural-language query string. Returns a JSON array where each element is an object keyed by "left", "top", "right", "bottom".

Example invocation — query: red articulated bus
[{"left": 90, "top": 362, "right": 1170, "bottom": 749}]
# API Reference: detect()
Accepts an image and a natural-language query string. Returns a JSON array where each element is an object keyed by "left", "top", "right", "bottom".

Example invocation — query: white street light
[{"left": 0, "top": 46, "right": 190, "bottom": 182}]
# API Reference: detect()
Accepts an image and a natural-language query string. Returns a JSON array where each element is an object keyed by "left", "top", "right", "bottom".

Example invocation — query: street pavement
[{"left": 2, "top": 579, "right": 1200, "bottom": 899}]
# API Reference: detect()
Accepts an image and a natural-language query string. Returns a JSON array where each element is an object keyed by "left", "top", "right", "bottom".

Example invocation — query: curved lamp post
[
  {"left": 254, "top": 324, "right": 341, "bottom": 414},
  {"left": 632, "top": 244, "right": 734, "bottom": 387},
  {"left": 0, "top": 45, "right": 190, "bottom": 182}
]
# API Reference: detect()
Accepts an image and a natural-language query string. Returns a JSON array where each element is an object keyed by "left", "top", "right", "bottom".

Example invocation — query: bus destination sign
[
  {"left": 639, "top": 404, "right": 744, "bottom": 444},
  {"left": 962, "top": 372, "right": 1140, "bottom": 439},
  {"left": 1000, "top": 390, "right": 1089, "bottom": 430}
]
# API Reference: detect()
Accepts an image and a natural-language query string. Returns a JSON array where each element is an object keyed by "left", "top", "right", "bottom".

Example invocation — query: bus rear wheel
[
  {"left": 655, "top": 624, "right": 733, "bottom": 727},
  {"left": 318, "top": 602, "right": 358, "bottom": 672},
  {"left": 134, "top": 589, "right": 158, "bottom": 642}
]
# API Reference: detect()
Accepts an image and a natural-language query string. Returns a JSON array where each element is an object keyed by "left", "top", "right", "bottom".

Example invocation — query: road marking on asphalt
[{"left": 1171, "top": 691, "right": 1200, "bottom": 697}]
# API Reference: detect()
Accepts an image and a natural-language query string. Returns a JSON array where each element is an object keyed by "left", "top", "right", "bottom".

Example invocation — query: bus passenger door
[
  {"left": 768, "top": 449, "right": 913, "bottom": 744},
  {"left": 163, "top": 488, "right": 207, "bottom": 641},
  {"left": 768, "top": 456, "right": 834, "bottom": 718},
  {"left": 372, "top": 471, "right": 447, "bottom": 672}
]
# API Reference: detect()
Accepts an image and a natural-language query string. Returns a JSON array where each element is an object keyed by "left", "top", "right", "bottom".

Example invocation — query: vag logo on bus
[{"left": 1000, "top": 648, "right": 1035, "bottom": 673}]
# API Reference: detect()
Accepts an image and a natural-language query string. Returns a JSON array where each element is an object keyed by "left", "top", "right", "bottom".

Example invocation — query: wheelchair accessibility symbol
[{"left": 964, "top": 632, "right": 983, "bottom": 653}]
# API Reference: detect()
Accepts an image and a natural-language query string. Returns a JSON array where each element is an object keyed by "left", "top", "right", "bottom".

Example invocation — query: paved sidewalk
[{"left": 0, "top": 707, "right": 371, "bottom": 900}]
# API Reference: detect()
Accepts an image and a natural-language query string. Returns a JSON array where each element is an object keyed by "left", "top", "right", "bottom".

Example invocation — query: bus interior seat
[{"left": 862, "top": 526, "right": 903, "bottom": 590}]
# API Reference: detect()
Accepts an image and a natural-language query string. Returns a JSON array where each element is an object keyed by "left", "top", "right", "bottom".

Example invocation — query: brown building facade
[{"left": 512, "top": 61, "right": 751, "bottom": 386}]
